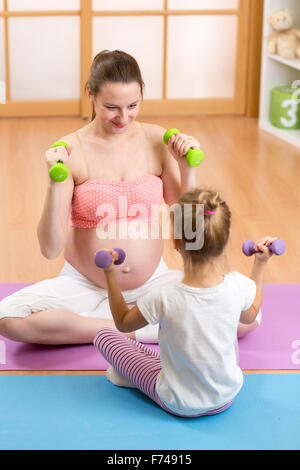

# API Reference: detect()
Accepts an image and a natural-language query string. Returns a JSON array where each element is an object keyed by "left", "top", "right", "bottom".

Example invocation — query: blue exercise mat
[{"left": 0, "top": 373, "right": 299, "bottom": 450}]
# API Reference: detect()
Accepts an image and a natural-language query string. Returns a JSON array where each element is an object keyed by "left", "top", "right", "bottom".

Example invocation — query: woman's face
[{"left": 90, "top": 82, "right": 141, "bottom": 134}]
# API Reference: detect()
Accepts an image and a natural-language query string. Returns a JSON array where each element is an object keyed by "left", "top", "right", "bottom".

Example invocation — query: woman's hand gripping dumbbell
[
  {"left": 94, "top": 248, "right": 126, "bottom": 271},
  {"left": 242, "top": 237, "right": 286, "bottom": 260},
  {"left": 163, "top": 128, "right": 204, "bottom": 167},
  {"left": 46, "top": 141, "right": 71, "bottom": 182}
]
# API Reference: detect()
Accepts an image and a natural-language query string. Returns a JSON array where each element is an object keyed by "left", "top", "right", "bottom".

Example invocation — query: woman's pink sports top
[{"left": 70, "top": 174, "right": 163, "bottom": 228}]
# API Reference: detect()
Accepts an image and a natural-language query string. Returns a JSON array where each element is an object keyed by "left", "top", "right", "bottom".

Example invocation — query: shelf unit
[{"left": 259, "top": 0, "right": 300, "bottom": 149}]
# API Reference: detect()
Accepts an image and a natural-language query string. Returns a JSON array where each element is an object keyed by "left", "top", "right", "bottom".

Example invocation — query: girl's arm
[
  {"left": 240, "top": 236, "right": 276, "bottom": 324},
  {"left": 102, "top": 252, "right": 148, "bottom": 333},
  {"left": 239, "top": 259, "right": 267, "bottom": 324}
]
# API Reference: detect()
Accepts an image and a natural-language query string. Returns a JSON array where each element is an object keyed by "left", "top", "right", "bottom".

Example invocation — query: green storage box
[{"left": 270, "top": 86, "right": 300, "bottom": 130}]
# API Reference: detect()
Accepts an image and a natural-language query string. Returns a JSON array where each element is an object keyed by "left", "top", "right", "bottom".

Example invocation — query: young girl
[{"left": 94, "top": 188, "right": 276, "bottom": 418}]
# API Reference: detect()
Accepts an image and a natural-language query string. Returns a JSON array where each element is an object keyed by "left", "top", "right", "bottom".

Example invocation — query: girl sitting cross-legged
[{"left": 94, "top": 188, "right": 276, "bottom": 417}]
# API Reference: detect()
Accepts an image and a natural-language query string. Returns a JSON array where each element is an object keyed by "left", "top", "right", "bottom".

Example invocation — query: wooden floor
[{"left": 0, "top": 114, "right": 299, "bottom": 376}]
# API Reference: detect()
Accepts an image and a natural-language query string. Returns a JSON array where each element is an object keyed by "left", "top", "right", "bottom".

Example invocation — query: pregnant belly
[{"left": 64, "top": 222, "right": 164, "bottom": 290}]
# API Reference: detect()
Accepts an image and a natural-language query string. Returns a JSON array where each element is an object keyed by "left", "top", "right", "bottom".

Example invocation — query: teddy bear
[{"left": 267, "top": 8, "right": 300, "bottom": 60}]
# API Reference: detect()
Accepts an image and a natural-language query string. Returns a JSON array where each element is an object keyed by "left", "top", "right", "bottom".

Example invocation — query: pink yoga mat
[{"left": 0, "top": 283, "right": 299, "bottom": 370}]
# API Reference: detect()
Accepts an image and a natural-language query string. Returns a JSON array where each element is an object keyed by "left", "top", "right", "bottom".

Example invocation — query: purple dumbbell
[
  {"left": 94, "top": 248, "right": 126, "bottom": 269},
  {"left": 242, "top": 239, "right": 286, "bottom": 256}
]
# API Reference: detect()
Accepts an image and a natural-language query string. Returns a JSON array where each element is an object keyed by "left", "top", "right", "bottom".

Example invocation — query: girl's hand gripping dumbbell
[
  {"left": 242, "top": 237, "right": 286, "bottom": 261},
  {"left": 94, "top": 248, "right": 126, "bottom": 271}
]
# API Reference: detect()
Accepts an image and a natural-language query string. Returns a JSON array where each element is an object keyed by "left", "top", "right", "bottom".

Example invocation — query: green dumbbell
[
  {"left": 163, "top": 128, "right": 204, "bottom": 167},
  {"left": 49, "top": 141, "right": 69, "bottom": 182}
]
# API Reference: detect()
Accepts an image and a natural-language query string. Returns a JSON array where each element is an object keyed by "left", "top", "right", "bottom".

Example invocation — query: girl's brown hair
[
  {"left": 85, "top": 50, "right": 145, "bottom": 120},
  {"left": 174, "top": 188, "right": 231, "bottom": 268}
]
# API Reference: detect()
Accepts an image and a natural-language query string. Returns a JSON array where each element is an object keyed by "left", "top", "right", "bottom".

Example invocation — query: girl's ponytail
[{"left": 175, "top": 188, "right": 231, "bottom": 266}]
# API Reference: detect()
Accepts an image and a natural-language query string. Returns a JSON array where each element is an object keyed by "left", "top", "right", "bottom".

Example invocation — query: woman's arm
[
  {"left": 158, "top": 128, "right": 198, "bottom": 205},
  {"left": 37, "top": 144, "right": 74, "bottom": 259}
]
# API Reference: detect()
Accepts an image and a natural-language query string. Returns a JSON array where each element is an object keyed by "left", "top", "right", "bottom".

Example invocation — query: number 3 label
[
  {"left": 291, "top": 340, "right": 300, "bottom": 365},
  {"left": 280, "top": 99, "right": 298, "bottom": 127}
]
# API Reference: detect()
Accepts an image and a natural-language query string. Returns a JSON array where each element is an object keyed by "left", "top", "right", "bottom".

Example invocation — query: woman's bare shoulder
[
  {"left": 140, "top": 121, "right": 166, "bottom": 141},
  {"left": 57, "top": 124, "right": 91, "bottom": 181},
  {"left": 58, "top": 123, "right": 90, "bottom": 146},
  {"left": 139, "top": 122, "right": 170, "bottom": 170}
]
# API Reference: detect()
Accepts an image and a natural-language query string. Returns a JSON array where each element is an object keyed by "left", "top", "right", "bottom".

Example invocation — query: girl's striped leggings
[{"left": 94, "top": 327, "right": 232, "bottom": 418}]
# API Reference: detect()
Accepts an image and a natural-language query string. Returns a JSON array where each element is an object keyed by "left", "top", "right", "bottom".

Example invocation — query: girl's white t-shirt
[{"left": 137, "top": 271, "right": 256, "bottom": 416}]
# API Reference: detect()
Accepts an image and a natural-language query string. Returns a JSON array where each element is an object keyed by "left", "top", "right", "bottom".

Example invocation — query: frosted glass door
[
  {"left": 0, "top": 18, "right": 4, "bottom": 82},
  {"left": 0, "top": 18, "right": 5, "bottom": 103},
  {"left": 169, "top": 0, "right": 238, "bottom": 9},
  {"left": 8, "top": 0, "right": 80, "bottom": 10},
  {"left": 9, "top": 16, "right": 80, "bottom": 100},
  {"left": 0, "top": 0, "right": 251, "bottom": 117},
  {"left": 167, "top": 16, "right": 238, "bottom": 99},
  {"left": 93, "top": 16, "right": 164, "bottom": 99},
  {"left": 93, "top": 0, "right": 164, "bottom": 10}
]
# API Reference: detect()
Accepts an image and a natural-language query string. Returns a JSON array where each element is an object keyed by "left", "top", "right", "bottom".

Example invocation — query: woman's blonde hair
[
  {"left": 174, "top": 188, "right": 231, "bottom": 268},
  {"left": 85, "top": 50, "right": 145, "bottom": 120}
]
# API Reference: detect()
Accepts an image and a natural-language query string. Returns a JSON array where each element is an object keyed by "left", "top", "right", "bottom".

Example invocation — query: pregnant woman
[{"left": 0, "top": 50, "right": 200, "bottom": 345}]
